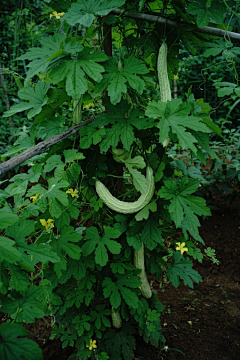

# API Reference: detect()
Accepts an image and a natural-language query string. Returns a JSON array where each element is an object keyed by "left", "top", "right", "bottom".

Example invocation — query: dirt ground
[
  {"left": 136, "top": 196, "right": 240, "bottom": 360},
  {"left": 2, "top": 194, "right": 240, "bottom": 360}
]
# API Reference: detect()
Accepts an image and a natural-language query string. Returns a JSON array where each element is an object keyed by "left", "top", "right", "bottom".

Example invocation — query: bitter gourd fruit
[{"left": 95, "top": 166, "right": 154, "bottom": 214}]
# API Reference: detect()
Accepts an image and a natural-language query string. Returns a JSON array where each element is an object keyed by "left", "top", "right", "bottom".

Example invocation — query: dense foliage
[{"left": 0, "top": 1, "right": 240, "bottom": 359}]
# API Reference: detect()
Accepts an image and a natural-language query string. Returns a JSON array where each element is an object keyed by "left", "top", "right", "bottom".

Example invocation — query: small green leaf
[
  {"left": 64, "top": 149, "right": 85, "bottom": 163},
  {"left": 127, "top": 166, "right": 148, "bottom": 194},
  {"left": 135, "top": 201, "right": 157, "bottom": 221},
  {"left": 166, "top": 251, "right": 202, "bottom": 288}
]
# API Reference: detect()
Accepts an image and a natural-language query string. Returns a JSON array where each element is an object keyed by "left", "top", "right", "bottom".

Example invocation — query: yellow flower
[
  {"left": 30, "top": 193, "right": 39, "bottom": 202},
  {"left": 176, "top": 242, "right": 188, "bottom": 255},
  {"left": 50, "top": 11, "right": 65, "bottom": 19},
  {"left": 66, "top": 188, "right": 79, "bottom": 198},
  {"left": 40, "top": 219, "right": 54, "bottom": 233},
  {"left": 83, "top": 102, "right": 95, "bottom": 110},
  {"left": 86, "top": 339, "right": 97, "bottom": 351},
  {"left": 174, "top": 74, "right": 179, "bottom": 80}
]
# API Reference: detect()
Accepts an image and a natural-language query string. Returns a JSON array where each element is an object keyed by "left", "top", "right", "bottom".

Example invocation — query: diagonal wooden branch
[
  {"left": 111, "top": 9, "right": 240, "bottom": 41},
  {"left": 0, "top": 118, "right": 94, "bottom": 177}
]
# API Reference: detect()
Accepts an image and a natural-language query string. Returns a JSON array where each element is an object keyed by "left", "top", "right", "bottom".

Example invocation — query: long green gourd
[
  {"left": 134, "top": 243, "right": 152, "bottom": 299},
  {"left": 157, "top": 41, "right": 171, "bottom": 147},
  {"left": 157, "top": 41, "right": 171, "bottom": 102},
  {"left": 95, "top": 166, "right": 154, "bottom": 214}
]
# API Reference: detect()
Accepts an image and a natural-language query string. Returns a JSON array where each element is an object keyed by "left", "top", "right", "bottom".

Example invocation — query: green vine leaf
[
  {"left": 187, "top": 0, "right": 226, "bottom": 28},
  {"left": 166, "top": 251, "right": 202, "bottom": 288},
  {"left": 0, "top": 323, "right": 43, "bottom": 360},
  {"left": 37, "top": 116, "right": 68, "bottom": 140},
  {"left": 0, "top": 209, "right": 19, "bottom": 231},
  {"left": 141, "top": 213, "right": 163, "bottom": 250},
  {"left": 95, "top": 58, "right": 149, "bottom": 104},
  {"left": 158, "top": 176, "right": 211, "bottom": 230},
  {"left": 82, "top": 226, "right": 121, "bottom": 267},
  {"left": 51, "top": 227, "right": 82, "bottom": 278},
  {"left": 3, "top": 82, "right": 50, "bottom": 119},
  {"left": 146, "top": 98, "right": 211, "bottom": 153},
  {"left": 0, "top": 286, "right": 45, "bottom": 323},
  {"left": 90, "top": 304, "right": 111, "bottom": 329},
  {"left": 16, "top": 34, "right": 108, "bottom": 99},
  {"left": 50, "top": 51, "right": 107, "bottom": 99},
  {"left": 0, "top": 237, "right": 22, "bottom": 264},
  {"left": 46, "top": 178, "right": 70, "bottom": 218},
  {"left": 135, "top": 201, "right": 157, "bottom": 221},
  {"left": 63, "top": 0, "right": 126, "bottom": 27},
  {"left": 17, "top": 34, "right": 65, "bottom": 79},
  {"left": 95, "top": 100, "right": 145, "bottom": 152},
  {"left": 103, "top": 272, "right": 141, "bottom": 308},
  {"left": 6, "top": 220, "right": 60, "bottom": 266},
  {"left": 79, "top": 126, "right": 106, "bottom": 149},
  {"left": 105, "top": 323, "right": 136, "bottom": 360}
]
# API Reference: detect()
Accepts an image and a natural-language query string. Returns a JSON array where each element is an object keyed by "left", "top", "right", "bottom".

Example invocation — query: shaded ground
[
  {"left": 3, "top": 195, "right": 240, "bottom": 360},
  {"left": 136, "top": 196, "right": 240, "bottom": 360}
]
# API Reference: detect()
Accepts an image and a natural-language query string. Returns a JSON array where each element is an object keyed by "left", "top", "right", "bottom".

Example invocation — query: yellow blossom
[
  {"left": 40, "top": 219, "right": 54, "bottom": 233},
  {"left": 30, "top": 193, "right": 39, "bottom": 202},
  {"left": 86, "top": 339, "right": 97, "bottom": 351},
  {"left": 66, "top": 188, "right": 79, "bottom": 198},
  {"left": 176, "top": 242, "right": 188, "bottom": 255},
  {"left": 174, "top": 74, "right": 179, "bottom": 80},
  {"left": 50, "top": 11, "right": 65, "bottom": 19},
  {"left": 83, "top": 102, "right": 95, "bottom": 110}
]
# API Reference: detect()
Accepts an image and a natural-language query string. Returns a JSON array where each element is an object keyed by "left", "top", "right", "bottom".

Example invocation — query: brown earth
[
  {"left": 136, "top": 195, "right": 240, "bottom": 360},
  {"left": 3, "top": 194, "right": 240, "bottom": 360}
]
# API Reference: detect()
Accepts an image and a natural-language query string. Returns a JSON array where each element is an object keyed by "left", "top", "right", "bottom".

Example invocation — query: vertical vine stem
[
  {"left": 102, "top": 16, "right": 124, "bottom": 194},
  {"left": 0, "top": 61, "right": 15, "bottom": 130}
]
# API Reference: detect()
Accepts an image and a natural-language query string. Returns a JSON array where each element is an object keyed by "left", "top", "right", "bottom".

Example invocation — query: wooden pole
[
  {"left": 0, "top": 118, "right": 93, "bottom": 177},
  {"left": 111, "top": 9, "right": 240, "bottom": 42}
]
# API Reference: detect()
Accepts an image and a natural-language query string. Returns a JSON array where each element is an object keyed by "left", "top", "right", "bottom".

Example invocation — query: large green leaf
[
  {"left": 102, "top": 272, "right": 140, "bottom": 309},
  {"left": 0, "top": 323, "right": 43, "bottom": 360},
  {"left": 0, "top": 237, "right": 22, "bottom": 264},
  {"left": 0, "top": 286, "right": 45, "bottom": 323},
  {"left": 51, "top": 227, "right": 82, "bottom": 278},
  {"left": 37, "top": 116, "right": 68, "bottom": 140},
  {"left": 141, "top": 213, "right": 163, "bottom": 250},
  {"left": 8, "top": 264, "right": 30, "bottom": 294},
  {"left": 166, "top": 252, "right": 202, "bottom": 288},
  {"left": 3, "top": 82, "right": 50, "bottom": 119},
  {"left": 17, "top": 34, "right": 64, "bottom": 79},
  {"left": 95, "top": 58, "right": 148, "bottom": 104},
  {"left": 63, "top": 0, "right": 126, "bottom": 27},
  {"left": 96, "top": 100, "right": 145, "bottom": 152},
  {"left": 187, "top": 0, "right": 226, "bottom": 28},
  {"left": 82, "top": 226, "right": 121, "bottom": 267},
  {"left": 158, "top": 177, "right": 211, "bottom": 236},
  {"left": 50, "top": 49, "right": 108, "bottom": 99},
  {"left": 105, "top": 323, "right": 136, "bottom": 360},
  {"left": 146, "top": 98, "right": 211, "bottom": 153},
  {"left": 0, "top": 209, "right": 19, "bottom": 231}
]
